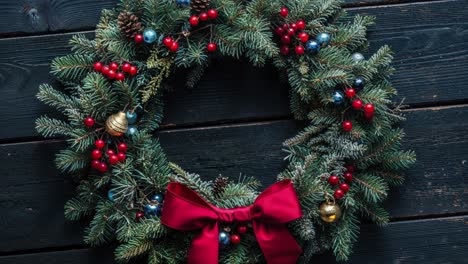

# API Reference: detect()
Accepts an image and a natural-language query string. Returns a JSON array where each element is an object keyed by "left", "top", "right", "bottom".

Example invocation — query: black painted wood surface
[{"left": 0, "top": 0, "right": 466, "bottom": 263}]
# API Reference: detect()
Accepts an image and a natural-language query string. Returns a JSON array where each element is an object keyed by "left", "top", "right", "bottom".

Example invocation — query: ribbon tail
[
  {"left": 188, "top": 222, "right": 220, "bottom": 264},
  {"left": 253, "top": 222, "right": 302, "bottom": 264}
]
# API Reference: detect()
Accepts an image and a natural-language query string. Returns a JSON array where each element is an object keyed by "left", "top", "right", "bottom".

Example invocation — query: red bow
[{"left": 161, "top": 179, "right": 303, "bottom": 264}]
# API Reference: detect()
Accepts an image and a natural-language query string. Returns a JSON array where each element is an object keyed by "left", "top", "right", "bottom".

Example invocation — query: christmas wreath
[{"left": 35, "top": 0, "right": 416, "bottom": 263}]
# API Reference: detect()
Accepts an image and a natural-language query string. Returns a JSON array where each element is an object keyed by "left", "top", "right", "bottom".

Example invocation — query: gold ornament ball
[
  {"left": 319, "top": 201, "right": 342, "bottom": 223},
  {"left": 106, "top": 111, "right": 128, "bottom": 137}
]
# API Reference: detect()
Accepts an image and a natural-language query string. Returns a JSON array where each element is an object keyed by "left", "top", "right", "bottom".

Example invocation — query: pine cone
[
  {"left": 212, "top": 176, "right": 229, "bottom": 198},
  {"left": 190, "top": 0, "right": 211, "bottom": 13},
  {"left": 118, "top": 11, "right": 142, "bottom": 38}
]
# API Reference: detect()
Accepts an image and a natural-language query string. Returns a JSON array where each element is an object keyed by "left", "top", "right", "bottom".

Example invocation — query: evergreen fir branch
[
  {"left": 186, "top": 64, "right": 207, "bottom": 88},
  {"left": 70, "top": 34, "right": 97, "bottom": 55},
  {"left": 55, "top": 149, "right": 89, "bottom": 173},
  {"left": 37, "top": 84, "right": 81, "bottom": 111},
  {"left": 36, "top": 116, "right": 74, "bottom": 138},
  {"left": 84, "top": 201, "right": 116, "bottom": 246},
  {"left": 64, "top": 197, "right": 95, "bottom": 221},
  {"left": 354, "top": 174, "right": 389, "bottom": 203},
  {"left": 51, "top": 54, "right": 94, "bottom": 83},
  {"left": 115, "top": 237, "right": 153, "bottom": 262}
]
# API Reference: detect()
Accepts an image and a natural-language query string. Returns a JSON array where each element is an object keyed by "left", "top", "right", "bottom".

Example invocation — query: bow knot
[{"left": 161, "top": 179, "right": 303, "bottom": 264}]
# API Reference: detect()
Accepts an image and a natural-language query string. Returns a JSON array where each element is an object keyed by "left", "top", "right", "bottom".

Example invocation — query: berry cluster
[
  {"left": 90, "top": 140, "right": 128, "bottom": 173},
  {"left": 219, "top": 224, "right": 249, "bottom": 248},
  {"left": 189, "top": 9, "right": 219, "bottom": 26},
  {"left": 93, "top": 62, "right": 138, "bottom": 81},
  {"left": 162, "top": 36, "right": 180, "bottom": 52},
  {"left": 328, "top": 164, "right": 355, "bottom": 200}
]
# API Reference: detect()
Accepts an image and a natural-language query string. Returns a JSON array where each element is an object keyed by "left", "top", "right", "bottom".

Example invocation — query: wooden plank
[
  {"left": 0, "top": 216, "right": 466, "bottom": 264},
  {"left": 0, "top": 0, "right": 118, "bottom": 36},
  {"left": 0, "top": 105, "right": 466, "bottom": 252},
  {"left": 1, "top": 0, "right": 467, "bottom": 140}
]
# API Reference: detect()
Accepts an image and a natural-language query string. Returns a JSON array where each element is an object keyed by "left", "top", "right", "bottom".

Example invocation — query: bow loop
[{"left": 216, "top": 206, "right": 253, "bottom": 223}]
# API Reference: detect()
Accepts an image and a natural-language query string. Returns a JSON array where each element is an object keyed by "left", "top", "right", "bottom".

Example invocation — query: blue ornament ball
[
  {"left": 143, "top": 29, "right": 158, "bottom": 44},
  {"left": 306, "top": 40, "right": 320, "bottom": 54},
  {"left": 332, "top": 91, "right": 345, "bottom": 105},
  {"left": 145, "top": 203, "right": 161, "bottom": 217},
  {"left": 149, "top": 193, "right": 164, "bottom": 204},
  {"left": 108, "top": 190, "right": 115, "bottom": 201},
  {"left": 126, "top": 125, "right": 138, "bottom": 136},
  {"left": 176, "top": 0, "right": 190, "bottom": 6},
  {"left": 352, "top": 53, "right": 365, "bottom": 62},
  {"left": 126, "top": 111, "right": 138, "bottom": 125},
  {"left": 317, "top": 33, "right": 331, "bottom": 46},
  {"left": 219, "top": 231, "right": 230, "bottom": 247},
  {"left": 354, "top": 77, "right": 365, "bottom": 91}
]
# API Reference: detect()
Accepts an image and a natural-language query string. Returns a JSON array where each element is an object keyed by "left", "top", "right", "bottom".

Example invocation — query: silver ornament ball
[{"left": 352, "top": 53, "right": 365, "bottom": 62}]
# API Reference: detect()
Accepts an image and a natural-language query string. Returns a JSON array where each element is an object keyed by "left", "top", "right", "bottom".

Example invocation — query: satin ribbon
[{"left": 161, "top": 179, "right": 303, "bottom": 264}]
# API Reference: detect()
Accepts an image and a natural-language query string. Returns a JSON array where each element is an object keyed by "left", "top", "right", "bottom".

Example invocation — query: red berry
[
  {"left": 230, "top": 234, "right": 241, "bottom": 245},
  {"left": 340, "top": 183, "right": 350, "bottom": 193},
  {"left": 345, "top": 164, "right": 355, "bottom": 173},
  {"left": 364, "top": 111, "right": 375, "bottom": 120},
  {"left": 237, "top": 225, "right": 248, "bottom": 234},
  {"left": 109, "top": 62, "right": 119, "bottom": 71},
  {"left": 207, "top": 42, "right": 217, "bottom": 52},
  {"left": 342, "top": 120, "right": 353, "bottom": 132},
  {"left": 107, "top": 149, "right": 115, "bottom": 156},
  {"left": 207, "top": 9, "right": 218, "bottom": 19},
  {"left": 281, "top": 35, "right": 291, "bottom": 44},
  {"left": 117, "top": 152, "right": 126, "bottom": 162},
  {"left": 122, "top": 63, "right": 131, "bottom": 73},
  {"left": 295, "top": 45, "right": 305, "bottom": 55},
  {"left": 282, "top": 23, "right": 289, "bottom": 30},
  {"left": 279, "top": 7, "right": 289, "bottom": 17},
  {"left": 189, "top": 15, "right": 199, "bottom": 26},
  {"left": 280, "top": 45, "right": 290, "bottom": 55},
  {"left": 352, "top": 99, "right": 363, "bottom": 110},
  {"left": 287, "top": 28, "right": 295, "bottom": 36},
  {"left": 334, "top": 189, "right": 345, "bottom": 200},
  {"left": 95, "top": 139, "right": 106, "bottom": 149},
  {"left": 135, "top": 34, "right": 144, "bottom": 44},
  {"left": 344, "top": 172, "right": 353, "bottom": 183},
  {"left": 101, "top": 66, "right": 110, "bottom": 76},
  {"left": 94, "top": 62, "right": 103, "bottom": 72},
  {"left": 275, "top": 27, "right": 285, "bottom": 36},
  {"left": 163, "top": 37, "right": 173, "bottom": 47},
  {"left": 328, "top": 175, "right": 339, "bottom": 185},
  {"left": 296, "top": 20, "right": 306, "bottom": 30},
  {"left": 91, "top": 149, "right": 103, "bottom": 160},
  {"left": 169, "top": 42, "right": 179, "bottom": 52},
  {"left": 84, "top": 117, "right": 95, "bottom": 127},
  {"left": 298, "top": 32, "right": 309, "bottom": 43},
  {"left": 345, "top": 88, "right": 356, "bottom": 99},
  {"left": 129, "top": 66, "right": 138, "bottom": 76},
  {"left": 199, "top": 12, "right": 208, "bottom": 21},
  {"left": 364, "top": 103, "right": 375, "bottom": 114},
  {"left": 115, "top": 72, "right": 125, "bottom": 81},
  {"left": 118, "top": 143, "right": 128, "bottom": 153},
  {"left": 109, "top": 155, "right": 119, "bottom": 165},
  {"left": 91, "top": 160, "right": 100, "bottom": 169},
  {"left": 136, "top": 211, "right": 144, "bottom": 221},
  {"left": 98, "top": 162, "right": 108, "bottom": 173},
  {"left": 107, "top": 70, "right": 116, "bottom": 79},
  {"left": 290, "top": 23, "right": 298, "bottom": 31}
]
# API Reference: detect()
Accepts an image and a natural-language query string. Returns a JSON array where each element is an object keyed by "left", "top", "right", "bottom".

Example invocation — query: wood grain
[
  {"left": 0, "top": 105, "right": 466, "bottom": 252},
  {"left": 0, "top": 216, "right": 466, "bottom": 264},
  {"left": 1, "top": 0, "right": 467, "bottom": 140}
]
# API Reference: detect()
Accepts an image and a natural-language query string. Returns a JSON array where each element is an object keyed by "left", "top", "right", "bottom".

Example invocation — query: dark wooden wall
[{"left": 0, "top": 0, "right": 467, "bottom": 263}]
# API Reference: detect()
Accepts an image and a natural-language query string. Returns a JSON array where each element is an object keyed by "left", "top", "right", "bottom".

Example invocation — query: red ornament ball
[
  {"left": 199, "top": 12, "right": 208, "bottom": 21},
  {"left": 275, "top": 26, "right": 284, "bottom": 36},
  {"left": 364, "top": 103, "right": 375, "bottom": 114},
  {"left": 117, "top": 152, "right": 126, "bottom": 162},
  {"left": 95, "top": 139, "right": 106, "bottom": 149},
  {"left": 118, "top": 143, "right": 128, "bottom": 153},
  {"left": 122, "top": 63, "right": 131, "bottom": 73},
  {"left": 98, "top": 162, "right": 108, "bottom": 173},
  {"left": 344, "top": 172, "right": 353, "bottom": 183},
  {"left": 342, "top": 120, "right": 353, "bottom": 132},
  {"left": 91, "top": 160, "right": 100, "bottom": 169},
  {"left": 352, "top": 99, "right": 363, "bottom": 110},
  {"left": 84, "top": 117, "right": 95, "bottom": 127},
  {"left": 169, "top": 42, "right": 179, "bottom": 52},
  {"left": 107, "top": 70, "right": 116, "bottom": 80},
  {"left": 94, "top": 62, "right": 103, "bottom": 72},
  {"left": 207, "top": 42, "right": 217, "bottom": 52},
  {"left": 115, "top": 72, "right": 125, "bottom": 81},
  {"left": 109, "top": 62, "right": 119, "bottom": 71},
  {"left": 91, "top": 149, "right": 103, "bottom": 160},
  {"left": 207, "top": 9, "right": 218, "bottom": 19},
  {"left": 109, "top": 155, "right": 119, "bottom": 165},
  {"left": 189, "top": 15, "right": 199, "bottom": 26},
  {"left": 345, "top": 164, "right": 355, "bottom": 173},
  {"left": 237, "top": 225, "right": 248, "bottom": 234},
  {"left": 339, "top": 183, "right": 350, "bottom": 193},
  {"left": 298, "top": 32, "right": 309, "bottom": 43},
  {"left": 163, "top": 37, "right": 173, "bottom": 47},
  {"left": 328, "top": 175, "right": 339, "bottom": 185},
  {"left": 296, "top": 20, "right": 306, "bottom": 30},
  {"left": 101, "top": 66, "right": 110, "bottom": 76},
  {"left": 334, "top": 189, "right": 345, "bottom": 200},
  {"left": 281, "top": 35, "right": 291, "bottom": 44},
  {"left": 280, "top": 45, "right": 290, "bottom": 55},
  {"left": 295, "top": 45, "right": 305, "bottom": 55},
  {"left": 134, "top": 34, "right": 144, "bottom": 44},
  {"left": 345, "top": 88, "right": 356, "bottom": 99},
  {"left": 230, "top": 234, "right": 241, "bottom": 245},
  {"left": 279, "top": 7, "right": 289, "bottom": 18},
  {"left": 136, "top": 211, "right": 144, "bottom": 221},
  {"left": 129, "top": 66, "right": 138, "bottom": 76}
]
